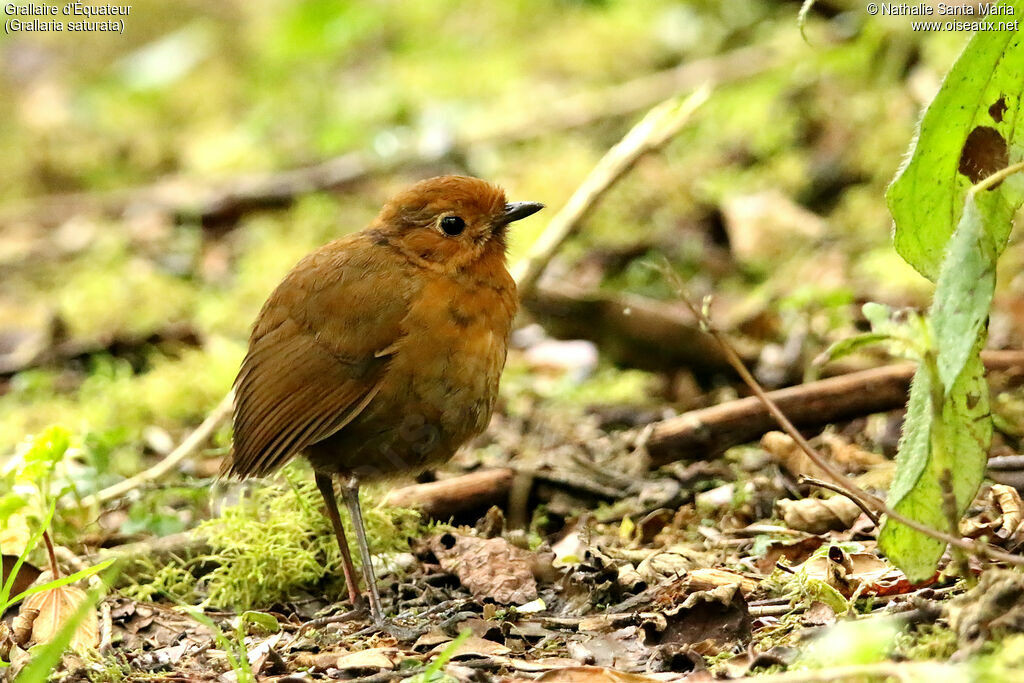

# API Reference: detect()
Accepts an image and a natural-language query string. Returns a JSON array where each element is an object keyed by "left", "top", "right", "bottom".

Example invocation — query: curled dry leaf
[
  {"left": 430, "top": 532, "right": 538, "bottom": 605},
  {"left": 334, "top": 647, "right": 407, "bottom": 672},
  {"left": 799, "top": 547, "right": 927, "bottom": 598},
  {"left": 19, "top": 582, "right": 98, "bottom": 651},
  {"left": 0, "top": 620, "right": 15, "bottom": 660},
  {"left": 963, "top": 484, "right": 1024, "bottom": 549},
  {"left": 12, "top": 606, "right": 38, "bottom": 646},
  {"left": 948, "top": 569, "right": 1024, "bottom": 655},
  {"left": 531, "top": 665, "right": 670, "bottom": 682},
  {"left": 642, "top": 583, "right": 750, "bottom": 656},
  {"left": 777, "top": 496, "right": 861, "bottom": 534},
  {"left": 762, "top": 431, "right": 886, "bottom": 482}
]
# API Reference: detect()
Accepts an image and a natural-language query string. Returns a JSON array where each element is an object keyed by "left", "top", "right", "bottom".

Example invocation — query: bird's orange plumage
[
  {"left": 223, "top": 175, "right": 543, "bottom": 624},
  {"left": 226, "top": 175, "right": 527, "bottom": 481}
]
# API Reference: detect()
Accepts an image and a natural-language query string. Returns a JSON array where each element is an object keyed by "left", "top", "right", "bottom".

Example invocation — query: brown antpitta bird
[{"left": 224, "top": 175, "right": 542, "bottom": 624}]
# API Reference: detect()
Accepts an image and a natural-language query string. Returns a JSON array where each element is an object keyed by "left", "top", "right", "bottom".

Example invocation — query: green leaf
[
  {"left": 879, "top": 344, "right": 991, "bottom": 582},
  {"left": 931, "top": 194, "right": 1005, "bottom": 393},
  {"left": 887, "top": 5, "right": 1024, "bottom": 281},
  {"left": 817, "top": 333, "right": 893, "bottom": 365},
  {"left": 240, "top": 610, "right": 279, "bottom": 635},
  {"left": 7, "top": 558, "right": 116, "bottom": 608}
]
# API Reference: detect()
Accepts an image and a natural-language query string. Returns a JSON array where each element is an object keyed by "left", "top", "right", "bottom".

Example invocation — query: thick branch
[
  {"left": 524, "top": 282, "right": 757, "bottom": 374},
  {"left": 383, "top": 468, "right": 515, "bottom": 519},
  {"left": 645, "top": 349, "right": 1024, "bottom": 466}
]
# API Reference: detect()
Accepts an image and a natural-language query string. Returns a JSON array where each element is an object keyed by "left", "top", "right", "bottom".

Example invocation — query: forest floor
[{"left": 3, "top": 1, "right": 1024, "bottom": 681}]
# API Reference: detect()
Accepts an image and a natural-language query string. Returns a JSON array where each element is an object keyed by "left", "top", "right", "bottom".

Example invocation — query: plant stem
[{"left": 42, "top": 530, "right": 61, "bottom": 579}]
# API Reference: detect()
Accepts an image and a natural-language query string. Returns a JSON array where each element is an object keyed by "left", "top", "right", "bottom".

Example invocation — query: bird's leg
[
  {"left": 314, "top": 471, "right": 364, "bottom": 611},
  {"left": 340, "top": 477, "right": 385, "bottom": 625}
]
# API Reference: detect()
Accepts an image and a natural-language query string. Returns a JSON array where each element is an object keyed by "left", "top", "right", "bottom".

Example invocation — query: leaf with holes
[{"left": 887, "top": 3, "right": 1024, "bottom": 281}]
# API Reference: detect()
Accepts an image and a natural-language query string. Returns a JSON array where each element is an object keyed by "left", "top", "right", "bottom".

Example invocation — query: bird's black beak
[{"left": 497, "top": 201, "right": 544, "bottom": 227}]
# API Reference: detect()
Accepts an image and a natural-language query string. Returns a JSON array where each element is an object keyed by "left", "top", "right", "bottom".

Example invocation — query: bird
[{"left": 223, "top": 175, "right": 543, "bottom": 625}]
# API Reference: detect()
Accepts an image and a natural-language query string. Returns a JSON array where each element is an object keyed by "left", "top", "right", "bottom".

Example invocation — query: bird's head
[{"left": 372, "top": 175, "right": 543, "bottom": 272}]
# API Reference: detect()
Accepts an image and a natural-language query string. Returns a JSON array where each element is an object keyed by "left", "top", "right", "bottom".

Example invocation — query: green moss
[
  {"left": 895, "top": 623, "right": 958, "bottom": 662},
  {"left": 125, "top": 463, "right": 422, "bottom": 610}
]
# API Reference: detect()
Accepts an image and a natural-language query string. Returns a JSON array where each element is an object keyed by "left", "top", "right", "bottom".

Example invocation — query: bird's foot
[{"left": 297, "top": 605, "right": 367, "bottom": 635}]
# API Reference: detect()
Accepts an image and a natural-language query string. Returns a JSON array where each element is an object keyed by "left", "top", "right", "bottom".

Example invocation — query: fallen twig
[
  {"left": 524, "top": 282, "right": 756, "bottom": 373},
  {"left": 513, "top": 88, "right": 710, "bottom": 296},
  {"left": 383, "top": 468, "right": 515, "bottom": 519},
  {"left": 80, "top": 391, "right": 235, "bottom": 509},
  {"left": 799, "top": 475, "right": 879, "bottom": 528},
  {"left": 644, "top": 349, "right": 1024, "bottom": 465}
]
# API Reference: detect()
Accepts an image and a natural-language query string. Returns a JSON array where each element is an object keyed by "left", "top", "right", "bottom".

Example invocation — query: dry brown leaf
[
  {"left": 531, "top": 665, "right": 669, "bottom": 682},
  {"left": 431, "top": 533, "right": 538, "bottom": 604},
  {"left": 642, "top": 583, "right": 750, "bottom": 656},
  {"left": 0, "top": 621, "right": 15, "bottom": 661},
  {"left": 12, "top": 606, "right": 37, "bottom": 646},
  {"left": 20, "top": 583, "right": 98, "bottom": 651},
  {"left": 687, "top": 568, "right": 759, "bottom": 598},
  {"left": 777, "top": 496, "right": 861, "bottom": 534},
  {"left": 799, "top": 547, "right": 926, "bottom": 598},
  {"left": 762, "top": 431, "right": 886, "bottom": 482},
  {"left": 430, "top": 634, "right": 511, "bottom": 659},
  {"left": 720, "top": 190, "right": 826, "bottom": 263},
  {"left": 819, "top": 433, "right": 888, "bottom": 471},
  {"left": 963, "top": 484, "right": 1024, "bottom": 549},
  {"left": 753, "top": 536, "right": 824, "bottom": 573},
  {"left": 762, "top": 431, "right": 829, "bottom": 481},
  {"left": 333, "top": 647, "right": 407, "bottom": 671}
]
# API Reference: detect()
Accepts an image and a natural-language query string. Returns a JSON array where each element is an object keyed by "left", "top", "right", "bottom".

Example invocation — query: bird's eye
[{"left": 440, "top": 215, "right": 465, "bottom": 236}]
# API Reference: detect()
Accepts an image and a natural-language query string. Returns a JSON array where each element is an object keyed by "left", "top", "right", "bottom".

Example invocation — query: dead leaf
[
  {"left": 2, "top": 555, "right": 42, "bottom": 604},
  {"left": 687, "top": 568, "right": 759, "bottom": 598},
  {"left": 720, "top": 190, "right": 826, "bottom": 263},
  {"left": 531, "top": 665, "right": 669, "bottom": 682},
  {"left": 431, "top": 634, "right": 511, "bottom": 659},
  {"left": 0, "top": 620, "right": 15, "bottom": 661},
  {"left": 642, "top": 583, "right": 750, "bottom": 656},
  {"left": 334, "top": 647, "right": 407, "bottom": 671},
  {"left": 777, "top": 496, "right": 861, "bottom": 534},
  {"left": 799, "top": 547, "right": 926, "bottom": 598},
  {"left": 754, "top": 535, "right": 824, "bottom": 573},
  {"left": 20, "top": 582, "right": 98, "bottom": 650},
  {"left": 12, "top": 606, "right": 37, "bottom": 646},
  {"left": 964, "top": 484, "right": 1024, "bottom": 550},
  {"left": 948, "top": 569, "right": 1024, "bottom": 655},
  {"left": 431, "top": 532, "right": 538, "bottom": 605},
  {"left": 801, "top": 601, "right": 836, "bottom": 627}
]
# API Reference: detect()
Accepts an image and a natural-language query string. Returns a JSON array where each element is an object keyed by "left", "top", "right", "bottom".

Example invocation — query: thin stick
[
  {"left": 799, "top": 476, "right": 879, "bottom": 527},
  {"left": 661, "top": 266, "right": 1024, "bottom": 568},
  {"left": 42, "top": 531, "right": 60, "bottom": 579},
  {"left": 81, "top": 390, "right": 235, "bottom": 508},
  {"left": 512, "top": 87, "right": 710, "bottom": 294}
]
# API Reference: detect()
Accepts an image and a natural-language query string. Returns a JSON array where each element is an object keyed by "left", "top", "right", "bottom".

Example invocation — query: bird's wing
[{"left": 226, "top": 235, "right": 410, "bottom": 477}]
